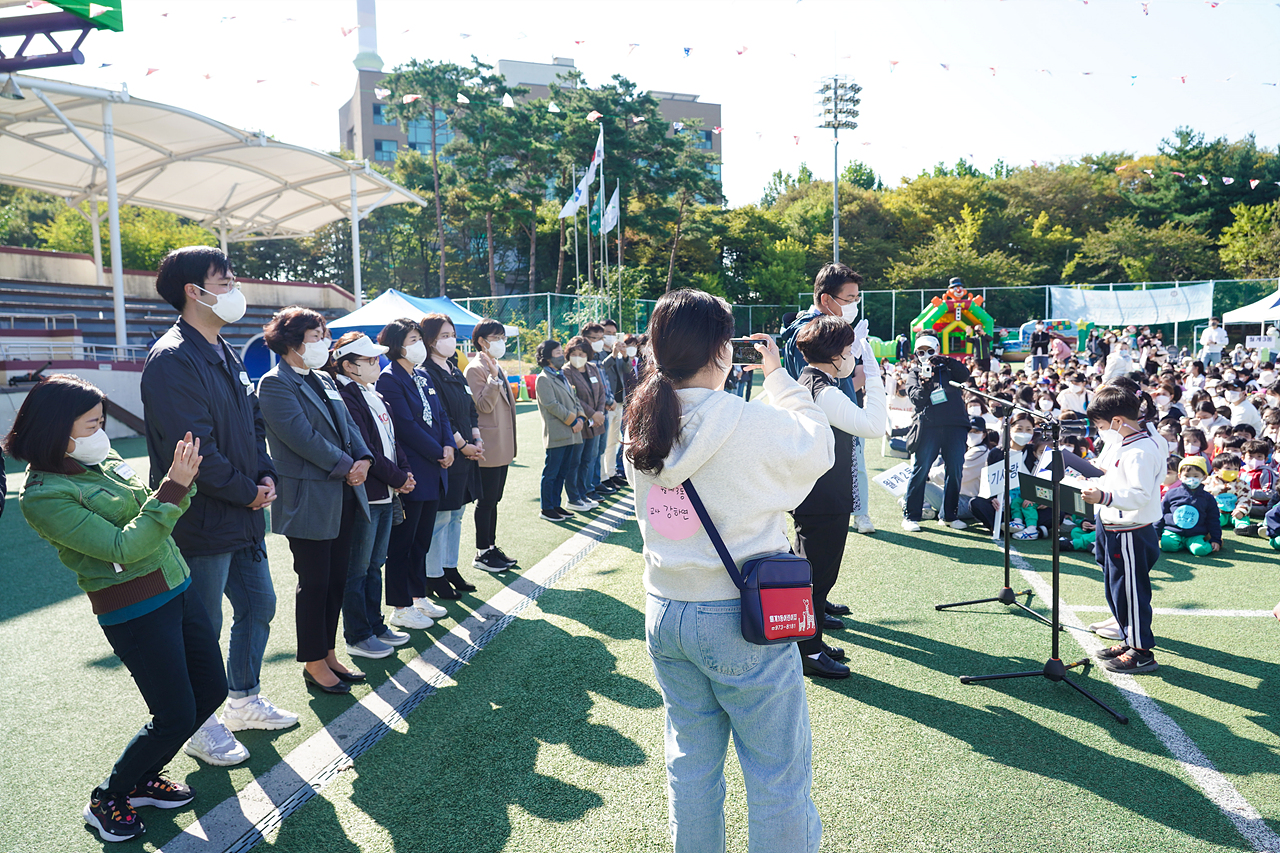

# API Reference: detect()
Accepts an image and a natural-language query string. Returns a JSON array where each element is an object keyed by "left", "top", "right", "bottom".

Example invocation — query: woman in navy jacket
[{"left": 375, "top": 318, "right": 456, "bottom": 631}]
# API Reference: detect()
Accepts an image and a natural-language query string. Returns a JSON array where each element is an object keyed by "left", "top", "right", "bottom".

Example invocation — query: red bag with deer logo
[{"left": 682, "top": 480, "right": 818, "bottom": 645}]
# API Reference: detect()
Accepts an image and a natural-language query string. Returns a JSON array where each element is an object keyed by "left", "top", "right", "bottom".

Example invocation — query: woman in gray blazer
[
  {"left": 258, "top": 307, "right": 373, "bottom": 695},
  {"left": 534, "top": 339, "right": 585, "bottom": 522}
]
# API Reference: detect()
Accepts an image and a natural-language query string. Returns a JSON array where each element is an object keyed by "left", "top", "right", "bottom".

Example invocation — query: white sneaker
[
  {"left": 1096, "top": 623, "right": 1125, "bottom": 641},
  {"left": 947, "top": 519, "right": 968, "bottom": 530},
  {"left": 901, "top": 519, "right": 922, "bottom": 533},
  {"left": 389, "top": 606, "right": 434, "bottom": 630},
  {"left": 183, "top": 718, "right": 250, "bottom": 766},
  {"left": 1088, "top": 615, "right": 1119, "bottom": 632},
  {"left": 223, "top": 695, "right": 299, "bottom": 732},
  {"left": 567, "top": 499, "right": 598, "bottom": 511},
  {"left": 413, "top": 597, "right": 448, "bottom": 619},
  {"left": 856, "top": 515, "right": 876, "bottom": 534}
]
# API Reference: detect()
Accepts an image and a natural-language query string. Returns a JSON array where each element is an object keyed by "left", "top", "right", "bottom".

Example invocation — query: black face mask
[{"left": 549, "top": 355, "right": 566, "bottom": 369}]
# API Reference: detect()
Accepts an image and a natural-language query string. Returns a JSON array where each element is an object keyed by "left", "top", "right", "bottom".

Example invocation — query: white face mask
[
  {"left": 297, "top": 339, "right": 330, "bottom": 370},
  {"left": 1260, "top": 371, "right": 1275, "bottom": 385},
  {"left": 1225, "top": 372, "right": 1237, "bottom": 382},
  {"left": 1226, "top": 390, "right": 1243, "bottom": 402},
  {"left": 590, "top": 339, "right": 605, "bottom": 353},
  {"left": 1184, "top": 442, "right": 1201, "bottom": 454},
  {"left": 435, "top": 337, "right": 457, "bottom": 357},
  {"left": 1245, "top": 457, "right": 1264, "bottom": 470},
  {"left": 1181, "top": 475, "right": 1203, "bottom": 489},
  {"left": 834, "top": 347, "right": 856, "bottom": 379},
  {"left": 840, "top": 299, "right": 859, "bottom": 323},
  {"left": 967, "top": 432, "right": 985, "bottom": 447},
  {"left": 967, "top": 406, "right": 982, "bottom": 417},
  {"left": 68, "top": 427, "right": 111, "bottom": 466},
  {"left": 1011, "top": 431, "right": 1034, "bottom": 446},
  {"left": 347, "top": 360, "right": 379, "bottom": 386},
  {"left": 1070, "top": 384, "right": 1083, "bottom": 393},
  {"left": 625, "top": 346, "right": 638, "bottom": 357},
  {"left": 603, "top": 334, "right": 618, "bottom": 348},
  {"left": 1038, "top": 399, "right": 1053, "bottom": 411},
  {"left": 486, "top": 339, "right": 507, "bottom": 359},
  {"left": 195, "top": 284, "right": 247, "bottom": 324},
  {"left": 569, "top": 354, "right": 588, "bottom": 369},
  {"left": 404, "top": 340, "right": 427, "bottom": 367},
  {"left": 1154, "top": 395, "right": 1171, "bottom": 406}
]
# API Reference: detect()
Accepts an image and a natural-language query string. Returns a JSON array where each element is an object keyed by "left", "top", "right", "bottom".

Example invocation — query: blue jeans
[
  {"left": 1203, "top": 350, "right": 1221, "bottom": 366},
  {"left": 924, "top": 485, "right": 975, "bottom": 521},
  {"left": 344, "top": 501, "right": 393, "bottom": 645},
  {"left": 904, "top": 425, "right": 966, "bottom": 523},
  {"left": 645, "top": 595, "right": 821, "bottom": 853},
  {"left": 1029, "top": 354, "right": 1050, "bottom": 372},
  {"left": 425, "top": 506, "right": 466, "bottom": 578},
  {"left": 541, "top": 443, "right": 583, "bottom": 510},
  {"left": 184, "top": 540, "right": 275, "bottom": 699},
  {"left": 573, "top": 432, "right": 604, "bottom": 500}
]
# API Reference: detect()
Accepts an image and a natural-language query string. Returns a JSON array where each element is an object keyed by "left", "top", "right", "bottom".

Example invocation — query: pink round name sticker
[{"left": 647, "top": 484, "right": 702, "bottom": 540}]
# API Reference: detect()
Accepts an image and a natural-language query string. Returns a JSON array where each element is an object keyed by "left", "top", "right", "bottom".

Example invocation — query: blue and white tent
[{"left": 328, "top": 289, "right": 517, "bottom": 341}]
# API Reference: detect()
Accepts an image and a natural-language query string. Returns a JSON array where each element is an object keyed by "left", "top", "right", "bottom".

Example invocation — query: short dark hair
[
  {"left": 3, "top": 374, "right": 106, "bottom": 472},
  {"left": 262, "top": 306, "right": 326, "bottom": 355},
  {"left": 813, "top": 263, "right": 863, "bottom": 302},
  {"left": 565, "top": 335, "right": 593, "bottom": 357},
  {"left": 419, "top": 312, "right": 455, "bottom": 350},
  {"left": 535, "top": 339, "right": 562, "bottom": 367},
  {"left": 1212, "top": 451, "right": 1241, "bottom": 471},
  {"left": 378, "top": 317, "right": 420, "bottom": 362},
  {"left": 795, "top": 315, "right": 855, "bottom": 364},
  {"left": 602, "top": 318, "right": 618, "bottom": 331},
  {"left": 471, "top": 318, "right": 505, "bottom": 348},
  {"left": 581, "top": 322, "right": 605, "bottom": 337},
  {"left": 1234, "top": 424, "right": 1257, "bottom": 438},
  {"left": 1243, "top": 439, "right": 1270, "bottom": 457},
  {"left": 1087, "top": 385, "right": 1141, "bottom": 424},
  {"left": 155, "top": 246, "right": 232, "bottom": 312}
]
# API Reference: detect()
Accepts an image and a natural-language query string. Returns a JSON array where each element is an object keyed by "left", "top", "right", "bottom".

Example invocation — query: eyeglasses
[
  {"left": 915, "top": 349, "right": 936, "bottom": 357},
  {"left": 830, "top": 292, "right": 861, "bottom": 305}
]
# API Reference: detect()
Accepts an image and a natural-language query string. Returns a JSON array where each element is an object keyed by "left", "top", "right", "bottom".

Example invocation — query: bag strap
[{"left": 681, "top": 479, "right": 746, "bottom": 591}]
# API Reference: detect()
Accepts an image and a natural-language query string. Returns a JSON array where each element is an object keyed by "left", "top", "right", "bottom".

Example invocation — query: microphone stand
[
  {"left": 952, "top": 395, "right": 1128, "bottom": 724},
  {"left": 935, "top": 382, "right": 1054, "bottom": 629}
]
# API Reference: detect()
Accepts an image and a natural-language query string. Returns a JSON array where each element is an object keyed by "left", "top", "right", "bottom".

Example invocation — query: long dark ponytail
[{"left": 625, "top": 289, "right": 734, "bottom": 475}]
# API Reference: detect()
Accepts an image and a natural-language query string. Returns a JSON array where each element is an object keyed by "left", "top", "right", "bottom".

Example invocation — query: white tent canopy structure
[
  {"left": 0, "top": 72, "right": 427, "bottom": 346},
  {"left": 1222, "top": 286, "right": 1280, "bottom": 328}
]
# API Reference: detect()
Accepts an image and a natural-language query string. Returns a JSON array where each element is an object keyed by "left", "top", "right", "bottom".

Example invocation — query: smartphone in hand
[{"left": 730, "top": 338, "right": 765, "bottom": 366}]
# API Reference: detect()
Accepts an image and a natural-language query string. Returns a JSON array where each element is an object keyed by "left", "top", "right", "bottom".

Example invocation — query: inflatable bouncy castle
[{"left": 908, "top": 279, "right": 995, "bottom": 357}]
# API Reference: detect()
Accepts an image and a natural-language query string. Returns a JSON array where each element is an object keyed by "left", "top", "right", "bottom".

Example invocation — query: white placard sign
[
  {"left": 873, "top": 461, "right": 914, "bottom": 497},
  {"left": 1246, "top": 335, "right": 1271, "bottom": 349},
  {"left": 978, "top": 462, "right": 1005, "bottom": 499}
]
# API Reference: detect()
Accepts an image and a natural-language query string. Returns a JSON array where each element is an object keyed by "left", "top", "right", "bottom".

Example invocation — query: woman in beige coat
[
  {"left": 464, "top": 319, "right": 519, "bottom": 571},
  {"left": 564, "top": 335, "right": 609, "bottom": 512}
]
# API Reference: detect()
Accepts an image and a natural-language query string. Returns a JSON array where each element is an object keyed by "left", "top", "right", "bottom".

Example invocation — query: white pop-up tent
[
  {"left": 1222, "top": 287, "right": 1280, "bottom": 328},
  {"left": 0, "top": 73, "right": 427, "bottom": 348}
]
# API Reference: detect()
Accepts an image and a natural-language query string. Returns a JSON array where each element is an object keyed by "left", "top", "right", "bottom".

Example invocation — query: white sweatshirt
[
  {"left": 628, "top": 370, "right": 835, "bottom": 603},
  {"left": 1091, "top": 429, "right": 1164, "bottom": 529},
  {"left": 814, "top": 373, "right": 887, "bottom": 438}
]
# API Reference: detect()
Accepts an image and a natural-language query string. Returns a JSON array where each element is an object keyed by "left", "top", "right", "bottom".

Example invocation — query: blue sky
[{"left": 10, "top": 0, "right": 1280, "bottom": 206}]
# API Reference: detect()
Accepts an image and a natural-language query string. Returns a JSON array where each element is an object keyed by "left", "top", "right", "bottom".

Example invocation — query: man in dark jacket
[
  {"left": 902, "top": 334, "right": 972, "bottom": 531},
  {"left": 141, "top": 246, "right": 295, "bottom": 766},
  {"left": 1029, "top": 321, "right": 1052, "bottom": 373}
]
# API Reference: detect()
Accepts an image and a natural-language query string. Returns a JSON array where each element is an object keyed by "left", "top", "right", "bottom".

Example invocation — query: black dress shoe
[
  {"left": 802, "top": 652, "right": 850, "bottom": 679},
  {"left": 822, "top": 643, "right": 846, "bottom": 662},
  {"left": 426, "top": 577, "right": 462, "bottom": 600},
  {"left": 822, "top": 613, "right": 845, "bottom": 630},
  {"left": 330, "top": 667, "right": 366, "bottom": 683},
  {"left": 825, "top": 602, "right": 852, "bottom": 616},
  {"left": 303, "top": 668, "right": 351, "bottom": 694}
]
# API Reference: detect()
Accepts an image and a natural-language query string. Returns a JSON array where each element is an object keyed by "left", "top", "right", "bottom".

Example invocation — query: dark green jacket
[{"left": 19, "top": 450, "right": 193, "bottom": 617}]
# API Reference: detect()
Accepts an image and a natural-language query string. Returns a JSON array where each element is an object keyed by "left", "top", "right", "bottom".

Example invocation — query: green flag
[
  {"left": 589, "top": 191, "right": 603, "bottom": 236},
  {"left": 53, "top": 1, "right": 124, "bottom": 32}
]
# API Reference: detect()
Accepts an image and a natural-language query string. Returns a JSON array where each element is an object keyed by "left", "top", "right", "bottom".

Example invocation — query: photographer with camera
[{"left": 902, "top": 334, "right": 972, "bottom": 532}]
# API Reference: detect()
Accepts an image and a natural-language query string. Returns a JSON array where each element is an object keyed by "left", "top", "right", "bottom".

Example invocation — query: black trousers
[
  {"left": 100, "top": 587, "right": 227, "bottom": 794},
  {"left": 384, "top": 497, "right": 439, "bottom": 608},
  {"left": 474, "top": 464, "right": 510, "bottom": 550},
  {"left": 792, "top": 513, "right": 851, "bottom": 656},
  {"left": 288, "top": 488, "right": 356, "bottom": 663}
]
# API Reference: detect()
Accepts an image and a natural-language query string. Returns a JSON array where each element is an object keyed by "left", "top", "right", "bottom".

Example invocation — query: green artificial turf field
[{"left": 2, "top": 397, "right": 1277, "bottom": 853}]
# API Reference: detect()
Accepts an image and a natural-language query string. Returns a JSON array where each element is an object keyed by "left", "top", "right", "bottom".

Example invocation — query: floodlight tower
[{"left": 817, "top": 76, "right": 861, "bottom": 263}]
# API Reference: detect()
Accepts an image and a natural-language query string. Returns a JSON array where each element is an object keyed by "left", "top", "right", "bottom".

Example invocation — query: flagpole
[
  {"left": 573, "top": 167, "right": 580, "bottom": 289},
  {"left": 599, "top": 125, "right": 606, "bottom": 313},
  {"left": 615, "top": 180, "right": 622, "bottom": 330}
]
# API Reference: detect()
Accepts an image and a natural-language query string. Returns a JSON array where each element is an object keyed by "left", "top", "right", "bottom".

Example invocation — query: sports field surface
[{"left": 2, "top": 395, "right": 1278, "bottom": 853}]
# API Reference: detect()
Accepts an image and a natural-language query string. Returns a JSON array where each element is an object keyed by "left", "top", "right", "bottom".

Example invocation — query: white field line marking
[
  {"left": 159, "top": 498, "right": 635, "bottom": 853},
  {"left": 1071, "top": 605, "right": 1276, "bottom": 618},
  {"left": 1007, "top": 546, "right": 1280, "bottom": 853}
]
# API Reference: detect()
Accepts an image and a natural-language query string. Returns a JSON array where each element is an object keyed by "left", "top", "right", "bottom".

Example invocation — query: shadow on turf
[
  {"left": 1154, "top": 636, "right": 1280, "bottom": 749},
  {"left": 817, "top": 620, "right": 1249, "bottom": 847}
]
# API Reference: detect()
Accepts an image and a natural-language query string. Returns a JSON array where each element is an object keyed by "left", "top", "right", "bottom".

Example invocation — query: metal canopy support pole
[
  {"left": 350, "top": 172, "right": 364, "bottom": 308},
  {"left": 832, "top": 126, "right": 839, "bottom": 263},
  {"left": 102, "top": 102, "right": 126, "bottom": 348},
  {"left": 219, "top": 222, "right": 228, "bottom": 256},
  {"left": 88, "top": 193, "right": 104, "bottom": 290}
]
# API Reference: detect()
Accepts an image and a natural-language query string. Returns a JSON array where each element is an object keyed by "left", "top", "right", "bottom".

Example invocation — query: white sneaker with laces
[
  {"left": 947, "top": 519, "right": 968, "bottom": 529},
  {"left": 901, "top": 519, "right": 922, "bottom": 533},
  {"left": 414, "top": 597, "right": 448, "bottom": 619},
  {"left": 183, "top": 718, "right": 250, "bottom": 766},
  {"left": 567, "top": 499, "right": 597, "bottom": 511},
  {"left": 1088, "top": 615, "right": 1119, "bottom": 632},
  {"left": 223, "top": 696, "right": 299, "bottom": 732},
  {"left": 389, "top": 606, "right": 434, "bottom": 630},
  {"left": 856, "top": 515, "right": 876, "bottom": 534}
]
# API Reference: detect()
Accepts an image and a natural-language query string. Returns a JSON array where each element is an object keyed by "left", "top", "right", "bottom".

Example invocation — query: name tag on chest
[
  {"left": 325, "top": 389, "right": 342, "bottom": 401},
  {"left": 240, "top": 371, "right": 253, "bottom": 395},
  {"left": 589, "top": 376, "right": 599, "bottom": 384},
  {"left": 929, "top": 387, "right": 947, "bottom": 405},
  {"left": 113, "top": 462, "right": 136, "bottom": 481}
]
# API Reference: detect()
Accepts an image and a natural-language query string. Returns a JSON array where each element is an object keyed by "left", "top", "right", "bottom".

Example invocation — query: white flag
[
  {"left": 558, "top": 126, "right": 605, "bottom": 219},
  {"left": 601, "top": 183, "right": 620, "bottom": 233}
]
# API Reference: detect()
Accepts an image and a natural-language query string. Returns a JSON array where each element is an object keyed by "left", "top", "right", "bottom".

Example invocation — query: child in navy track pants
[{"left": 1082, "top": 386, "right": 1166, "bottom": 674}]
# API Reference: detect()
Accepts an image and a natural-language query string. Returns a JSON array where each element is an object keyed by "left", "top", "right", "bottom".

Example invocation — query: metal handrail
[
  {"left": 0, "top": 341, "right": 149, "bottom": 362},
  {"left": 0, "top": 312, "right": 79, "bottom": 329}
]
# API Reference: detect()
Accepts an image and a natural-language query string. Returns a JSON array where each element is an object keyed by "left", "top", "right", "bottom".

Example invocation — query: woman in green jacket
[{"left": 5, "top": 375, "right": 220, "bottom": 844}]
